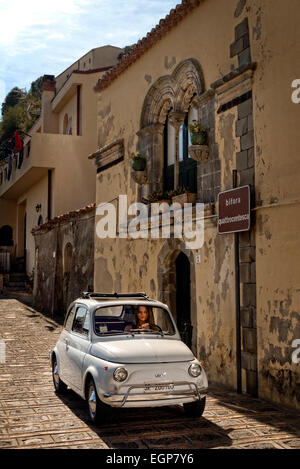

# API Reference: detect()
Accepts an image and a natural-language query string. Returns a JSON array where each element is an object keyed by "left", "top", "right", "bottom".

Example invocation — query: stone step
[
  {"left": 5, "top": 286, "right": 28, "bottom": 292},
  {"left": 8, "top": 281, "right": 26, "bottom": 287},
  {"left": 9, "top": 273, "right": 27, "bottom": 280}
]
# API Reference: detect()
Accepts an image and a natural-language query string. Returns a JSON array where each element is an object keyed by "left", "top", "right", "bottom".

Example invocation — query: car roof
[{"left": 72, "top": 297, "right": 168, "bottom": 311}]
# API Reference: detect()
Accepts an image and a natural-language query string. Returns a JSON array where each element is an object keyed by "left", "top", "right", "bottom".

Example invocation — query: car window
[
  {"left": 72, "top": 306, "right": 89, "bottom": 337},
  {"left": 94, "top": 304, "right": 176, "bottom": 336},
  {"left": 64, "top": 306, "right": 75, "bottom": 330}
]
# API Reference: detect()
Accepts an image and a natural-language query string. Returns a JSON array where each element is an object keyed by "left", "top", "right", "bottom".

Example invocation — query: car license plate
[{"left": 144, "top": 383, "right": 174, "bottom": 393}]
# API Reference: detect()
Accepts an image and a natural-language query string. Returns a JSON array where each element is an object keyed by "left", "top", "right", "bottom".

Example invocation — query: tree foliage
[{"left": 0, "top": 77, "right": 43, "bottom": 159}]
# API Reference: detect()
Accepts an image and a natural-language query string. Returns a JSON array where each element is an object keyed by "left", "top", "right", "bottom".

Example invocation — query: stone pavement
[{"left": 0, "top": 296, "right": 299, "bottom": 449}]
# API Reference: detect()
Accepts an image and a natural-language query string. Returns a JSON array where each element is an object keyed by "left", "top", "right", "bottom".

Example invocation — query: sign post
[{"left": 218, "top": 180, "right": 250, "bottom": 394}]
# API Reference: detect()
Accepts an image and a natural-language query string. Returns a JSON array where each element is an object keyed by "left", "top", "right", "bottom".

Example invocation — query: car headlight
[
  {"left": 113, "top": 367, "right": 128, "bottom": 382},
  {"left": 188, "top": 363, "right": 202, "bottom": 377}
]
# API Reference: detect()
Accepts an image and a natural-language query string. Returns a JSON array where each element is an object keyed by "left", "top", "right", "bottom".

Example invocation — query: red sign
[{"left": 218, "top": 186, "right": 250, "bottom": 234}]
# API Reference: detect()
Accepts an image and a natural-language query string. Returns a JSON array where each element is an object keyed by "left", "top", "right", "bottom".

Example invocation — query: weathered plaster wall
[
  {"left": 93, "top": 0, "right": 300, "bottom": 407},
  {"left": 17, "top": 175, "right": 49, "bottom": 275},
  {"left": 34, "top": 209, "right": 95, "bottom": 315},
  {"left": 94, "top": 222, "right": 237, "bottom": 388},
  {"left": 248, "top": 0, "right": 300, "bottom": 408}
]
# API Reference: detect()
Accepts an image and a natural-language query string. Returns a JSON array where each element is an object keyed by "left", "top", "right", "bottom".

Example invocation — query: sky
[{"left": 0, "top": 0, "right": 177, "bottom": 110}]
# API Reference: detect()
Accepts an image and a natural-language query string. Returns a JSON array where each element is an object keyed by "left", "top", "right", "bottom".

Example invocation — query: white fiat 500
[{"left": 50, "top": 292, "right": 208, "bottom": 423}]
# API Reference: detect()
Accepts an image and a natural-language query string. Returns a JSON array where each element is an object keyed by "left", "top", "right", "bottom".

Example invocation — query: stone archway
[
  {"left": 157, "top": 239, "right": 197, "bottom": 355},
  {"left": 138, "top": 58, "right": 205, "bottom": 195}
]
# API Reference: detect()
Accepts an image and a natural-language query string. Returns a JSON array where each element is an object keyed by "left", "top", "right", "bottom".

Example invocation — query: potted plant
[
  {"left": 130, "top": 153, "right": 147, "bottom": 171},
  {"left": 130, "top": 153, "right": 147, "bottom": 184},
  {"left": 170, "top": 187, "right": 197, "bottom": 206},
  {"left": 188, "top": 120, "right": 209, "bottom": 162},
  {"left": 142, "top": 191, "right": 171, "bottom": 214},
  {"left": 189, "top": 120, "right": 208, "bottom": 145}
]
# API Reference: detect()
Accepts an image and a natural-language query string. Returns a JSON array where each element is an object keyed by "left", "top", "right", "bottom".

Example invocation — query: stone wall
[{"left": 33, "top": 206, "right": 95, "bottom": 316}]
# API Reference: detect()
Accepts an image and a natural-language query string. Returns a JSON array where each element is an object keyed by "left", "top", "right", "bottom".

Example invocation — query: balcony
[{"left": 0, "top": 132, "right": 92, "bottom": 200}]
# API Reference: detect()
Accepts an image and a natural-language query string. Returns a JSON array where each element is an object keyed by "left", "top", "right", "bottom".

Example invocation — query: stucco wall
[
  {"left": 93, "top": 0, "right": 300, "bottom": 407},
  {"left": 248, "top": 0, "right": 300, "bottom": 408},
  {"left": 34, "top": 209, "right": 95, "bottom": 315},
  {"left": 17, "top": 175, "right": 49, "bottom": 275}
]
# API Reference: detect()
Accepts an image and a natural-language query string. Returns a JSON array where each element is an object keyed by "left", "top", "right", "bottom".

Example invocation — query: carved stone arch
[
  {"left": 140, "top": 76, "right": 174, "bottom": 128},
  {"left": 140, "top": 59, "right": 204, "bottom": 127},
  {"left": 138, "top": 58, "right": 206, "bottom": 197},
  {"left": 172, "top": 58, "right": 205, "bottom": 113}
]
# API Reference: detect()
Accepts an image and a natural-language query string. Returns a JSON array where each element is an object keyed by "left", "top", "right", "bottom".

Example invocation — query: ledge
[
  {"left": 210, "top": 62, "right": 257, "bottom": 91},
  {"left": 89, "top": 139, "right": 124, "bottom": 173}
]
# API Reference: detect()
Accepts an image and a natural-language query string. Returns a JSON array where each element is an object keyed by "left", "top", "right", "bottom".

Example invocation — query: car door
[
  {"left": 66, "top": 305, "right": 91, "bottom": 392},
  {"left": 56, "top": 304, "right": 76, "bottom": 385}
]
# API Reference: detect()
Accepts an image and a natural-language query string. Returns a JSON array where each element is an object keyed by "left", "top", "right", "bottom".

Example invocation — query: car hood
[{"left": 90, "top": 337, "right": 194, "bottom": 364}]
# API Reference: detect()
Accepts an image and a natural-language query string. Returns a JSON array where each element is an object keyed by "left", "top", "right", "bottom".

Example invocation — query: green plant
[
  {"left": 141, "top": 190, "right": 171, "bottom": 204},
  {"left": 168, "top": 186, "right": 194, "bottom": 197},
  {"left": 188, "top": 120, "right": 208, "bottom": 145},
  {"left": 130, "top": 152, "right": 147, "bottom": 171}
]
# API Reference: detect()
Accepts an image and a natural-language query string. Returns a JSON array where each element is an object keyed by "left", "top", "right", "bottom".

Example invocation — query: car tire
[
  {"left": 86, "top": 378, "right": 110, "bottom": 424},
  {"left": 183, "top": 396, "right": 206, "bottom": 417},
  {"left": 52, "top": 355, "right": 68, "bottom": 394}
]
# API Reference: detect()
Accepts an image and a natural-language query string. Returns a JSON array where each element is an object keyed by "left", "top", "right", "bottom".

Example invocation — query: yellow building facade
[
  {"left": 90, "top": 0, "right": 300, "bottom": 409},
  {"left": 0, "top": 45, "right": 122, "bottom": 276}
]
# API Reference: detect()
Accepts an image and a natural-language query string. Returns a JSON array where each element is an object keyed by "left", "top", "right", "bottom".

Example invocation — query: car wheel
[
  {"left": 86, "top": 378, "right": 110, "bottom": 424},
  {"left": 183, "top": 396, "right": 206, "bottom": 417},
  {"left": 52, "top": 355, "right": 68, "bottom": 394}
]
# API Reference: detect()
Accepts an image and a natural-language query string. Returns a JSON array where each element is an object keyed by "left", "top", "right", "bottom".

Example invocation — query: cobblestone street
[{"left": 0, "top": 296, "right": 299, "bottom": 450}]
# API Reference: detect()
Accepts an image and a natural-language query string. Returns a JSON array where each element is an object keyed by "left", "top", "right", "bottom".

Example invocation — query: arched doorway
[
  {"left": 176, "top": 251, "right": 192, "bottom": 348},
  {"left": 157, "top": 241, "right": 197, "bottom": 353}
]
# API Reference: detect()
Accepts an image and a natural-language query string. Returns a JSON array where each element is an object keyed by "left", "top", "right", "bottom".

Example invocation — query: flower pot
[
  {"left": 188, "top": 145, "right": 209, "bottom": 162},
  {"left": 131, "top": 169, "right": 148, "bottom": 184},
  {"left": 190, "top": 131, "right": 207, "bottom": 146},
  {"left": 151, "top": 199, "right": 171, "bottom": 215},
  {"left": 132, "top": 157, "right": 146, "bottom": 171},
  {"left": 172, "top": 192, "right": 197, "bottom": 206}
]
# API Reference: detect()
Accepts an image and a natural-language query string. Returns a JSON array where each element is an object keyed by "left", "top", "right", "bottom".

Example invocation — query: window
[
  {"left": 0, "top": 225, "right": 13, "bottom": 246},
  {"left": 64, "top": 306, "right": 75, "bottom": 330},
  {"left": 72, "top": 306, "right": 89, "bottom": 337},
  {"left": 178, "top": 115, "right": 188, "bottom": 162},
  {"left": 163, "top": 113, "right": 174, "bottom": 192},
  {"left": 66, "top": 116, "right": 72, "bottom": 135},
  {"left": 164, "top": 108, "right": 197, "bottom": 194},
  {"left": 94, "top": 304, "right": 175, "bottom": 336},
  {"left": 63, "top": 114, "right": 72, "bottom": 135}
]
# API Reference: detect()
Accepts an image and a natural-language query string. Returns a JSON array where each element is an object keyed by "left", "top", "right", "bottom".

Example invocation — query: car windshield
[{"left": 93, "top": 304, "right": 176, "bottom": 336}]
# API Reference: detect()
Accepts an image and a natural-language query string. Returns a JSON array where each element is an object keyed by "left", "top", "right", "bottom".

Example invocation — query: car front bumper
[{"left": 102, "top": 381, "right": 208, "bottom": 408}]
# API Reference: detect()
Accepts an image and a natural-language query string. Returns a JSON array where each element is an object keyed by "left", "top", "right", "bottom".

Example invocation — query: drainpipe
[{"left": 233, "top": 169, "right": 242, "bottom": 394}]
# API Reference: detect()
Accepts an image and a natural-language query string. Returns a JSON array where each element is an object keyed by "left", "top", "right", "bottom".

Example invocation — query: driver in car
[{"left": 125, "top": 305, "right": 160, "bottom": 331}]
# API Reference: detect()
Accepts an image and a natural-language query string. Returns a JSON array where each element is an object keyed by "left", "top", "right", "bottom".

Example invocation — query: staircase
[{"left": 5, "top": 272, "right": 28, "bottom": 293}]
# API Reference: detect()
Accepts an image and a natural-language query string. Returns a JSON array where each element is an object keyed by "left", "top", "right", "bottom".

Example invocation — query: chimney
[
  {"left": 42, "top": 75, "right": 56, "bottom": 92},
  {"left": 41, "top": 75, "right": 58, "bottom": 134}
]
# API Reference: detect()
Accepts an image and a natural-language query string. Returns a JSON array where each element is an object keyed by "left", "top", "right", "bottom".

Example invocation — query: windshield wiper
[
  {"left": 98, "top": 330, "right": 135, "bottom": 336},
  {"left": 130, "top": 328, "right": 164, "bottom": 337}
]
